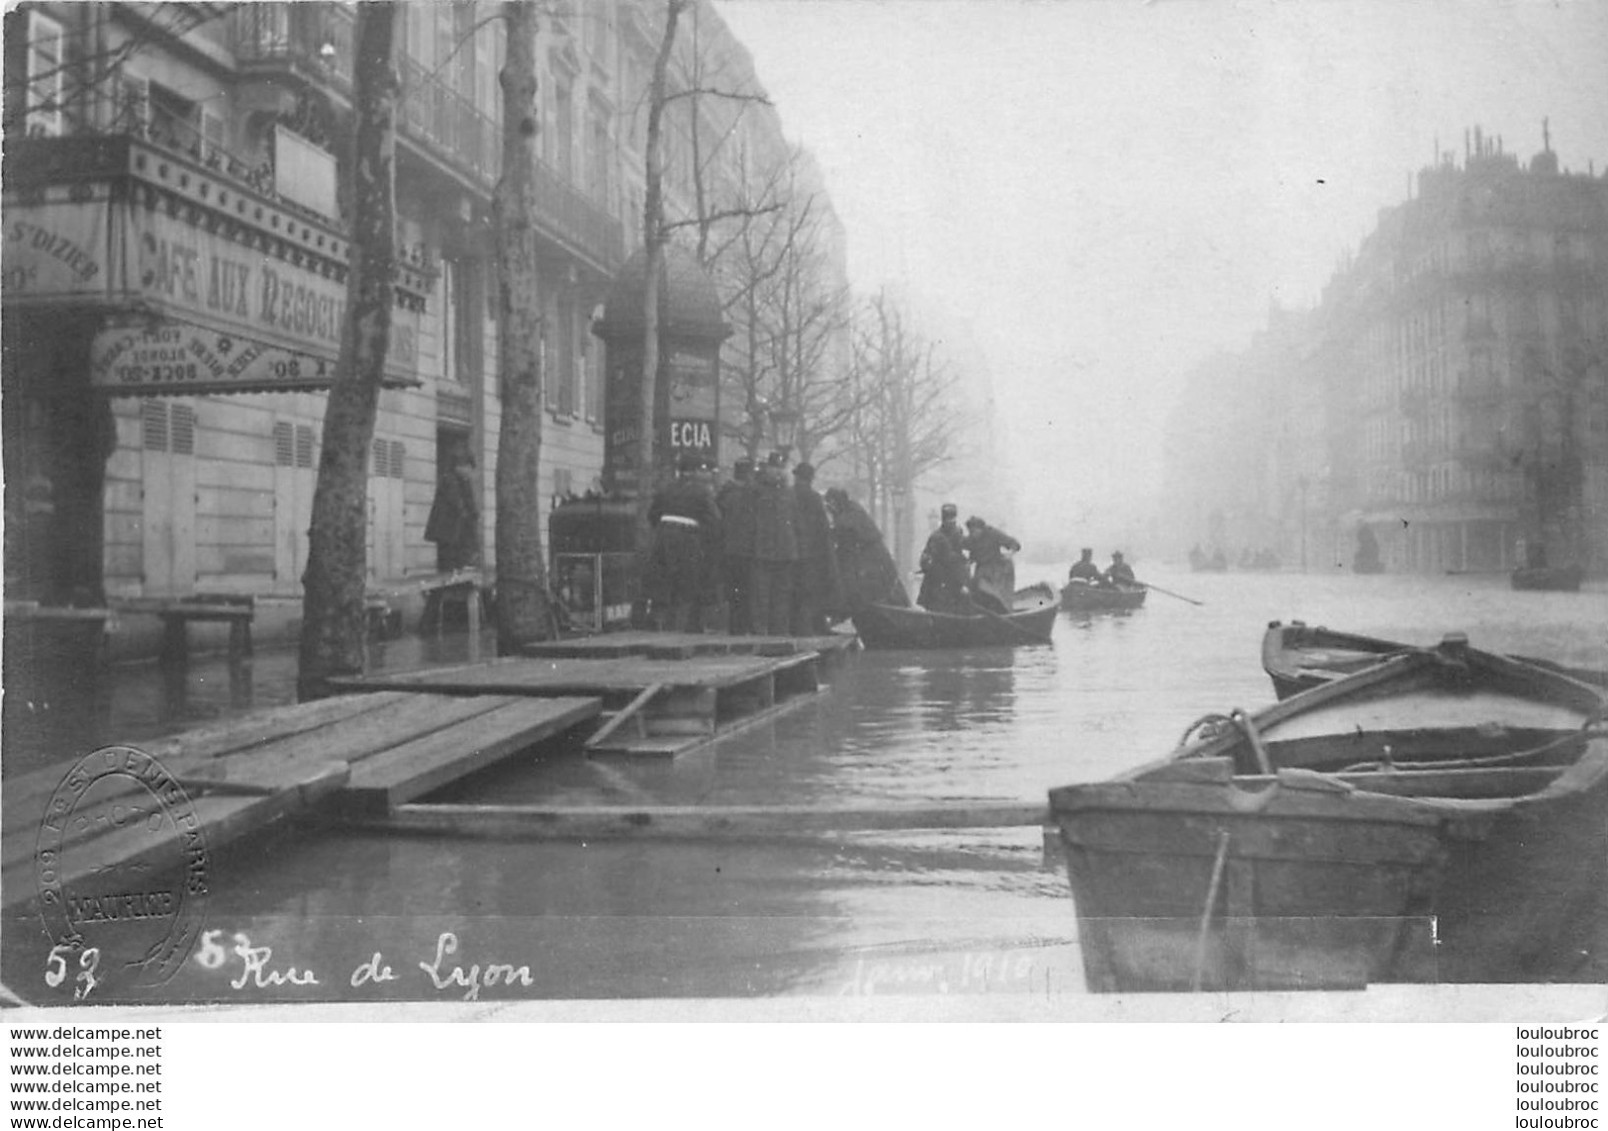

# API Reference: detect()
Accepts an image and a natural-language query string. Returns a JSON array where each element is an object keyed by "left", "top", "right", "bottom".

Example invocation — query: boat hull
[
  {"left": 1060, "top": 582, "right": 1147, "bottom": 612},
  {"left": 851, "top": 600, "right": 1057, "bottom": 649},
  {"left": 1512, "top": 565, "right": 1584, "bottom": 592},
  {"left": 1261, "top": 620, "right": 1608, "bottom": 700},
  {"left": 1051, "top": 639, "right": 1608, "bottom": 991},
  {"left": 1052, "top": 746, "right": 1608, "bottom": 991}
]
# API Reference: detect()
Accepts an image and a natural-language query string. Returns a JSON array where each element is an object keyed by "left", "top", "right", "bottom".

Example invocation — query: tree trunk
[
  {"left": 297, "top": 2, "right": 398, "bottom": 701},
  {"left": 633, "top": 0, "right": 686, "bottom": 572},
  {"left": 492, "top": 0, "right": 552, "bottom": 650}
]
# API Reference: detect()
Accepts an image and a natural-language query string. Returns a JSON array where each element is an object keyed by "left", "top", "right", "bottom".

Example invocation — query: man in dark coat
[
  {"left": 1103, "top": 550, "right": 1136, "bottom": 587},
  {"left": 647, "top": 453, "right": 722, "bottom": 632},
  {"left": 747, "top": 452, "right": 798, "bottom": 635},
  {"left": 825, "top": 488, "right": 910, "bottom": 609},
  {"left": 789, "top": 463, "right": 841, "bottom": 635},
  {"left": 717, "top": 458, "right": 757, "bottom": 633},
  {"left": 963, "top": 515, "right": 1021, "bottom": 614},
  {"left": 1067, "top": 547, "right": 1102, "bottom": 582},
  {"left": 425, "top": 448, "right": 480, "bottom": 571},
  {"left": 917, "top": 503, "right": 970, "bottom": 613}
]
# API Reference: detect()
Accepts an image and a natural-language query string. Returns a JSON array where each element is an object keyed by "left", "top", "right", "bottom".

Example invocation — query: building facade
[
  {"left": 2, "top": 1, "right": 808, "bottom": 614},
  {"left": 1160, "top": 128, "right": 1608, "bottom": 576}
]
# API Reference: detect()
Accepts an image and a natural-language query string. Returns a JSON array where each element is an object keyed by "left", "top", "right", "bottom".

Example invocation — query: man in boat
[
  {"left": 825, "top": 488, "right": 910, "bottom": 609},
  {"left": 646, "top": 452, "right": 723, "bottom": 632},
  {"left": 717, "top": 458, "right": 757, "bottom": 633},
  {"left": 790, "top": 462, "right": 841, "bottom": 635},
  {"left": 1103, "top": 550, "right": 1136, "bottom": 588},
  {"left": 748, "top": 452, "right": 799, "bottom": 635},
  {"left": 963, "top": 515, "right": 1021, "bottom": 614},
  {"left": 1068, "top": 547, "right": 1102, "bottom": 583},
  {"left": 917, "top": 504, "right": 971, "bottom": 614}
]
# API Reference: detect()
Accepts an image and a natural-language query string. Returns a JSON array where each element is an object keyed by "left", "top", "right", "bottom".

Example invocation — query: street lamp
[{"left": 770, "top": 405, "right": 801, "bottom": 463}]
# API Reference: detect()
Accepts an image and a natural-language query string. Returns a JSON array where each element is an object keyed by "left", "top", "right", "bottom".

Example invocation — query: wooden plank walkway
[
  {"left": 1, "top": 691, "right": 600, "bottom": 909},
  {"left": 329, "top": 649, "right": 830, "bottom": 757},
  {"left": 352, "top": 800, "right": 1052, "bottom": 842},
  {"left": 520, "top": 630, "right": 859, "bottom": 667}
]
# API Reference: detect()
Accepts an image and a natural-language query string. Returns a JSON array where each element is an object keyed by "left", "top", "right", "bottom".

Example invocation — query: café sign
[{"left": 3, "top": 196, "right": 420, "bottom": 394}]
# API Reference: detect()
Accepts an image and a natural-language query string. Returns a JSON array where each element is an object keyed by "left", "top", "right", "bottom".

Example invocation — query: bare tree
[
  {"left": 297, "top": 2, "right": 399, "bottom": 700},
  {"left": 490, "top": 0, "right": 555, "bottom": 649},
  {"left": 843, "top": 289, "right": 965, "bottom": 568},
  {"left": 631, "top": 0, "right": 688, "bottom": 549}
]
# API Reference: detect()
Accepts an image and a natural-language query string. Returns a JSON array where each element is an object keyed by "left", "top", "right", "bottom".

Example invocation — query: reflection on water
[{"left": 3, "top": 568, "right": 1605, "bottom": 1003}]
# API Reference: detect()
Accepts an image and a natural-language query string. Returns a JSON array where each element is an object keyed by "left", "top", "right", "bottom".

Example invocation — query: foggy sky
[{"left": 714, "top": 0, "right": 1608, "bottom": 549}]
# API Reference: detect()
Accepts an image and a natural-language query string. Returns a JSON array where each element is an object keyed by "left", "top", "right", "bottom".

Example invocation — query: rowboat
[
  {"left": 1049, "top": 635, "right": 1608, "bottom": 991},
  {"left": 1262, "top": 619, "right": 1608, "bottom": 700},
  {"left": 1060, "top": 579, "right": 1147, "bottom": 613},
  {"left": 851, "top": 584, "right": 1057, "bottom": 649},
  {"left": 1512, "top": 565, "right": 1584, "bottom": 592}
]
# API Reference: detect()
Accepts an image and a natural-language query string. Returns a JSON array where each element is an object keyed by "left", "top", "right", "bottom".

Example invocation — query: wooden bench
[
  {"left": 416, "top": 570, "right": 485, "bottom": 636},
  {"left": 112, "top": 595, "right": 256, "bottom": 666}
]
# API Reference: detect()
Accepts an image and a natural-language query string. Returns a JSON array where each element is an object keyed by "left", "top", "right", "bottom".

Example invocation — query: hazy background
[{"left": 715, "top": 0, "right": 1608, "bottom": 549}]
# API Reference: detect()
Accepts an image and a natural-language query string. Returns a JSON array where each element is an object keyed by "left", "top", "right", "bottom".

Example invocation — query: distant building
[
  {"left": 1, "top": 1, "right": 807, "bottom": 609},
  {"left": 1161, "top": 126, "right": 1608, "bottom": 576}
]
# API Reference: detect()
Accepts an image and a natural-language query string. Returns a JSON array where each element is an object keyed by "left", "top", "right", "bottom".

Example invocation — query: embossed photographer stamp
[{"left": 33, "top": 745, "right": 210, "bottom": 997}]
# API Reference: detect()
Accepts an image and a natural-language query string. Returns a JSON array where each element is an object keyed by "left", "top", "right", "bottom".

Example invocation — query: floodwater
[{"left": 3, "top": 566, "right": 1605, "bottom": 1008}]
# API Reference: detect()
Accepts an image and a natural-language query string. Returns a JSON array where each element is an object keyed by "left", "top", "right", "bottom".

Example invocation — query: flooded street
[{"left": 4, "top": 567, "right": 1605, "bottom": 1006}]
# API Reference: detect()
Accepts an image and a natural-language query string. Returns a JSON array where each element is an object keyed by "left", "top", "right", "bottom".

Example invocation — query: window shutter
[
  {"left": 142, "top": 403, "right": 169, "bottom": 451},
  {"left": 274, "top": 421, "right": 295, "bottom": 466},
  {"left": 169, "top": 405, "right": 196, "bottom": 456}
]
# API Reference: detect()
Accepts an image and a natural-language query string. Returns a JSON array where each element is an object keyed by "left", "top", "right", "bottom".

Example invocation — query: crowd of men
[{"left": 646, "top": 451, "right": 886, "bottom": 636}]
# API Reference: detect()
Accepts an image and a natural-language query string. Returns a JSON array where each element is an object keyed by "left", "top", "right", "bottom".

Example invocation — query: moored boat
[
  {"left": 851, "top": 584, "right": 1057, "bottom": 650},
  {"left": 1060, "top": 580, "right": 1147, "bottom": 613},
  {"left": 1512, "top": 565, "right": 1584, "bottom": 592},
  {"left": 1049, "top": 636, "right": 1608, "bottom": 991},
  {"left": 1261, "top": 619, "right": 1608, "bottom": 699}
]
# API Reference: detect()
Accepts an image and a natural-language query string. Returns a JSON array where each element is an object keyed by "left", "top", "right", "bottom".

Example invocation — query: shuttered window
[
  {"left": 142, "top": 402, "right": 169, "bottom": 451},
  {"left": 169, "top": 405, "right": 195, "bottom": 455}
]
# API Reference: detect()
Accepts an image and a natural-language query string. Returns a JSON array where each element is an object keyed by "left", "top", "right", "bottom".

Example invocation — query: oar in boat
[
  {"left": 965, "top": 596, "right": 1052, "bottom": 645},
  {"left": 1138, "top": 581, "right": 1205, "bottom": 607}
]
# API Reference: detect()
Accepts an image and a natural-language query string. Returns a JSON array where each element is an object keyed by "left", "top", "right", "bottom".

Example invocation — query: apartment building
[
  {"left": 2, "top": 0, "right": 804, "bottom": 609},
  {"left": 1160, "top": 128, "right": 1608, "bottom": 575}
]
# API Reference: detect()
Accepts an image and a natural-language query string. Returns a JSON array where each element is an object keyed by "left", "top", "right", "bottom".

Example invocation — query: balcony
[
  {"left": 232, "top": 4, "right": 623, "bottom": 273},
  {"left": 232, "top": 4, "right": 354, "bottom": 92}
]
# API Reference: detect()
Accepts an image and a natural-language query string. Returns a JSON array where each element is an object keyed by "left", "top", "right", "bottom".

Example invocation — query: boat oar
[{"left": 1139, "top": 581, "right": 1205, "bottom": 607}]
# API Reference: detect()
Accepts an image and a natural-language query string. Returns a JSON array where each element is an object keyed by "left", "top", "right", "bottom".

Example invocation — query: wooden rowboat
[
  {"left": 1060, "top": 580, "right": 1147, "bottom": 613},
  {"left": 1049, "top": 635, "right": 1608, "bottom": 992},
  {"left": 1512, "top": 565, "right": 1584, "bottom": 592},
  {"left": 851, "top": 584, "right": 1057, "bottom": 650},
  {"left": 1262, "top": 619, "right": 1608, "bottom": 700}
]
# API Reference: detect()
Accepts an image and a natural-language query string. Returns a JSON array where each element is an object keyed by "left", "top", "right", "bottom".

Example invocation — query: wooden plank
[
  {"left": 582, "top": 683, "right": 666, "bottom": 751},
  {"left": 357, "top": 800, "right": 1051, "bottom": 840},
  {"left": 171, "top": 694, "right": 510, "bottom": 792},
  {"left": 1, "top": 779, "right": 341, "bottom": 911},
  {"left": 340, "top": 696, "right": 601, "bottom": 814}
]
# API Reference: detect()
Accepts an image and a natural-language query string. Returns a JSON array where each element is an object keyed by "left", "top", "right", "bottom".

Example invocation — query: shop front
[{"left": 2, "top": 134, "right": 429, "bottom": 605}]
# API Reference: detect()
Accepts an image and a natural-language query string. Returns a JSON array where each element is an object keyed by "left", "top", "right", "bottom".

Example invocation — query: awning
[{"left": 4, "top": 189, "right": 422, "bottom": 395}]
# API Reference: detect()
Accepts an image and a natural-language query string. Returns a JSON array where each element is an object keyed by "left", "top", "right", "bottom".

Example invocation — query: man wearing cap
[
  {"left": 646, "top": 453, "right": 722, "bottom": 631},
  {"left": 1103, "top": 550, "right": 1137, "bottom": 588},
  {"left": 963, "top": 515, "right": 1021, "bottom": 614},
  {"left": 717, "top": 458, "right": 757, "bottom": 633},
  {"left": 1067, "top": 547, "right": 1102, "bottom": 583},
  {"left": 790, "top": 462, "right": 841, "bottom": 634},
  {"left": 748, "top": 452, "right": 798, "bottom": 634},
  {"left": 917, "top": 503, "right": 969, "bottom": 613}
]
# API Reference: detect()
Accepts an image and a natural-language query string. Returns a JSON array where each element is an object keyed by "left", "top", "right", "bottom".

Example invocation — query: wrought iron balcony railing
[{"left": 231, "top": 4, "right": 622, "bottom": 271}]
